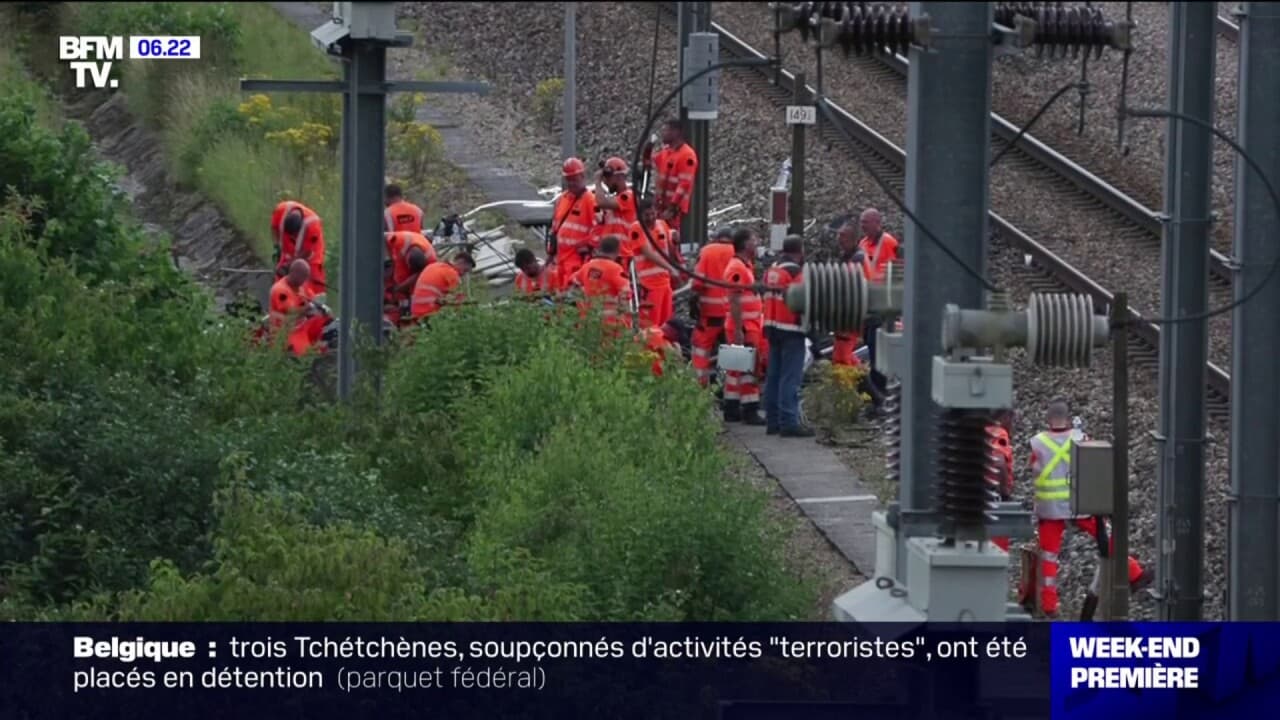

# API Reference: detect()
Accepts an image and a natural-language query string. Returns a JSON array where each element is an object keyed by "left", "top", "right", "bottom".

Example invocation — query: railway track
[
  {"left": 654, "top": 6, "right": 1233, "bottom": 420},
  {"left": 1217, "top": 10, "right": 1240, "bottom": 42}
]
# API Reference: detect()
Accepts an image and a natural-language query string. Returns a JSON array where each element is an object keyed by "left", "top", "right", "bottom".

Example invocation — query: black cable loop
[
  {"left": 989, "top": 82, "right": 1083, "bottom": 169},
  {"left": 1124, "top": 108, "right": 1280, "bottom": 325}
]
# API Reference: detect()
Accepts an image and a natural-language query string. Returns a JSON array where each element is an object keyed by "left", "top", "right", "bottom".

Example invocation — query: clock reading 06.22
[{"left": 129, "top": 36, "right": 201, "bottom": 60}]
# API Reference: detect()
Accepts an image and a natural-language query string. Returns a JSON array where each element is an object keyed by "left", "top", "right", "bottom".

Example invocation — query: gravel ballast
[{"left": 413, "top": 1, "right": 1234, "bottom": 619}]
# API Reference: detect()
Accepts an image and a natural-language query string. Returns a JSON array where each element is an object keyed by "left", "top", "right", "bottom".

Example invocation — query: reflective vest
[
  {"left": 723, "top": 256, "right": 762, "bottom": 330},
  {"left": 551, "top": 191, "right": 598, "bottom": 263},
  {"left": 272, "top": 201, "right": 322, "bottom": 263},
  {"left": 653, "top": 143, "right": 698, "bottom": 215},
  {"left": 1030, "top": 429, "right": 1075, "bottom": 519},
  {"left": 385, "top": 231, "right": 436, "bottom": 288},
  {"left": 411, "top": 263, "right": 462, "bottom": 319},
  {"left": 594, "top": 188, "right": 636, "bottom": 249},
  {"left": 268, "top": 277, "right": 314, "bottom": 331},
  {"left": 573, "top": 258, "right": 631, "bottom": 326},
  {"left": 629, "top": 219, "right": 673, "bottom": 289},
  {"left": 384, "top": 200, "right": 424, "bottom": 234},
  {"left": 514, "top": 264, "right": 555, "bottom": 297},
  {"left": 693, "top": 242, "right": 735, "bottom": 317},
  {"left": 858, "top": 232, "right": 900, "bottom": 282},
  {"left": 763, "top": 259, "right": 803, "bottom": 333}
]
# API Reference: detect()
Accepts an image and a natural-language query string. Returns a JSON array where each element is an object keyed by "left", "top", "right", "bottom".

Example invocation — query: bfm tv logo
[{"left": 59, "top": 36, "right": 121, "bottom": 89}]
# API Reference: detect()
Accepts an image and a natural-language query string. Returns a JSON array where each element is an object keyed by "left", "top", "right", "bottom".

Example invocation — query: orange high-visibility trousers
[
  {"left": 832, "top": 331, "right": 861, "bottom": 365},
  {"left": 1038, "top": 517, "right": 1142, "bottom": 615},
  {"left": 723, "top": 326, "right": 766, "bottom": 405},
  {"left": 691, "top": 316, "right": 726, "bottom": 386},
  {"left": 639, "top": 284, "right": 674, "bottom": 328}
]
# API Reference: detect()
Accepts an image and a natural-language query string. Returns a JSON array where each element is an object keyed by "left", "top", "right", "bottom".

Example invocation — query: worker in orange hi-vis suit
[
  {"left": 550, "top": 158, "right": 598, "bottom": 291},
  {"left": 384, "top": 231, "right": 435, "bottom": 325},
  {"left": 857, "top": 208, "right": 902, "bottom": 407},
  {"left": 383, "top": 183, "right": 425, "bottom": 234},
  {"left": 410, "top": 252, "right": 476, "bottom": 321},
  {"left": 638, "top": 321, "right": 681, "bottom": 377},
  {"left": 271, "top": 200, "right": 326, "bottom": 296},
  {"left": 593, "top": 157, "right": 638, "bottom": 259},
  {"left": 651, "top": 118, "right": 697, "bottom": 263},
  {"left": 569, "top": 234, "right": 632, "bottom": 330},
  {"left": 268, "top": 259, "right": 321, "bottom": 356},
  {"left": 722, "top": 228, "right": 767, "bottom": 426},
  {"left": 627, "top": 196, "right": 683, "bottom": 329},
  {"left": 690, "top": 227, "right": 735, "bottom": 386},
  {"left": 512, "top": 248, "right": 556, "bottom": 299},
  {"left": 831, "top": 219, "right": 864, "bottom": 366}
]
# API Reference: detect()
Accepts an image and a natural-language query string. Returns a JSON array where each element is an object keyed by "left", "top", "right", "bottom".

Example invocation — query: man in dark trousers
[{"left": 762, "top": 236, "right": 814, "bottom": 437}]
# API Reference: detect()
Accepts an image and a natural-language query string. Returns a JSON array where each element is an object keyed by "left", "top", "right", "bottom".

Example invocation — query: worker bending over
[
  {"left": 1029, "top": 398, "right": 1151, "bottom": 618},
  {"left": 628, "top": 196, "right": 683, "bottom": 328},
  {"left": 723, "top": 229, "right": 766, "bottom": 425},
  {"left": 384, "top": 184, "right": 425, "bottom": 234},
  {"left": 639, "top": 321, "right": 683, "bottom": 377},
  {"left": 690, "top": 227, "right": 735, "bottom": 385},
  {"left": 550, "top": 158, "right": 598, "bottom": 291},
  {"left": 763, "top": 235, "right": 813, "bottom": 437},
  {"left": 570, "top": 235, "right": 631, "bottom": 330},
  {"left": 385, "top": 231, "right": 435, "bottom": 325},
  {"left": 268, "top": 259, "right": 323, "bottom": 356},
  {"left": 271, "top": 200, "right": 326, "bottom": 295},
  {"left": 411, "top": 252, "right": 476, "bottom": 321},
  {"left": 513, "top": 248, "right": 556, "bottom": 299}
]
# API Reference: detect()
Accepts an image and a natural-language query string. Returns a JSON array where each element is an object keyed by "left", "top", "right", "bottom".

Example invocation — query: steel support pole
[
  {"left": 679, "top": 2, "right": 712, "bottom": 248},
  {"left": 788, "top": 72, "right": 806, "bottom": 237},
  {"left": 896, "top": 1, "right": 992, "bottom": 579},
  {"left": 1228, "top": 1, "right": 1280, "bottom": 621},
  {"left": 338, "top": 40, "right": 389, "bottom": 401},
  {"left": 562, "top": 2, "right": 577, "bottom": 162},
  {"left": 1156, "top": 1, "right": 1215, "bottom": 621},
  {"left": 1105, "top": 293, "right": 1131, "bottom": 620}
]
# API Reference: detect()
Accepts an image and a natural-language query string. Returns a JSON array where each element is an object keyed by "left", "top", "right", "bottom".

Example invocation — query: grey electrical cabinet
[
  {"left": 1070, "top": 440, "right": 1115, "bottom": 516},
  {"left": 682, "top": 33, "right": 719, "bottom": 120}
]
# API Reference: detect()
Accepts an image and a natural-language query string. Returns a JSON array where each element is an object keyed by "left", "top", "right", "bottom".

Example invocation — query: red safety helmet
[
  {"left": 562, "top": 157, "right": 586, "bottom": 178},
  {"left": 602, "top": 156, "right": 629, "bottom": 175}
]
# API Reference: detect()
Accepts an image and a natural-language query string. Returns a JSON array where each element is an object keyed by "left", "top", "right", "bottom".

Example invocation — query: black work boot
[
  {"left": 1080, "top": 592, "right": 1099, "bottom": 622},
  {"left": 741, "top": 403, "right": 766, "bottom": 426},
  {"left": 723, "top": 400, "right": 742, "bottom": 423},
  {"left": 781, "top": 425, "right": 816, "bottom": 438}
]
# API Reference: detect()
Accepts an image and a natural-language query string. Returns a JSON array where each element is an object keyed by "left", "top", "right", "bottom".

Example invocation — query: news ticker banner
[{"left": 0, "top": 623, "right": 1277, "bottom": 719}]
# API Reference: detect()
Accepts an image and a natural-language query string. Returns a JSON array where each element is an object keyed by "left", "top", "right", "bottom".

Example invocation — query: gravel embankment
[
  {"left": 713, "top": 1, "right": 1234, "bottom": 382},
  {"left": 413, "top": 1, "right": 1232, "bottom": 619}
]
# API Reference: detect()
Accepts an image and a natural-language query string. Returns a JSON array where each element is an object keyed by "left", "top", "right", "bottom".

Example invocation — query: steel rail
[{"left": 693, "top": 13, "right": 1232, "bottom": 418}]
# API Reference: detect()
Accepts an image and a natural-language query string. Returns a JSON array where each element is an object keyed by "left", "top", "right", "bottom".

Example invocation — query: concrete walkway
[
  {"left": 726, "top": 424, "right": 880, "bottom": 575},
  {"left": 270, "top": 2, "right": 549, "bottom": 228}
]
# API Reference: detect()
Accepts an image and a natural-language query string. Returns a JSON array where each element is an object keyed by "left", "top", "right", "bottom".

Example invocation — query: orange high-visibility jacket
[
  {"left": 385, "top": 231, "right": 437, "bottom": 288},
  {"left": 594, "top": 187, "right": 637, "bottom": 250},
  {"left": 411, "top": 262, "right": 463, "bottom": 319},
  {"left": 763, "top": 259, "right": 804, "bottom": 333},
  {"left": 384, "top": 200, "right": 425, "bottom": 234},
  {"left": 653, "top": 143, "right": 698, "bottom": 215},
  {"left": 271, "top": 201, "right": 326, "bottom": 289},
  {"left": 628, "top": 219, "right": 674, "bottom": 290},
  {"left": 514, "top": 263, "right": 556, "bottom": 297},
  {"left": 573, "top": 257, "right": 631, "bottom": 326},
  {"left": 551, "top": 190, "right": 598, "bottom": 267},
  {"left": 723, "top": 256, "right": 763, "bottom": 333},
  {"left": 693, "top": 242, "right": 736, "bottom": 318},
  {"left": 269, "top": 276, "right": 314, "bottom": 331},
  {"left": 858, "top": 232, "right": 901, "bottom": 282}
]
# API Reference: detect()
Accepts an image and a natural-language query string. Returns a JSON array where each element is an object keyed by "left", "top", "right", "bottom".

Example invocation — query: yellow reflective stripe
[{"left": 1034, "top": 432, "right": 1074, "bottom": 498}]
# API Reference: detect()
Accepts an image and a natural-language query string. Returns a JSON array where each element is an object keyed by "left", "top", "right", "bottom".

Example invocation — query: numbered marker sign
[{"left": 785, "top": 105, "right": 816, "bottom": 125}]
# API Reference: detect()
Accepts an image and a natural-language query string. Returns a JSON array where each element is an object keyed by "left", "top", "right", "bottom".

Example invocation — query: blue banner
[
  {"left": 1051, "top": 623, "right": 1280, "bottom": 720},
  {"left": 1, "top": 623, "right": 1050, "bottom": 719},
  {"left": 8, "top": 622, "right": 1280, "bottom": 718}
]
